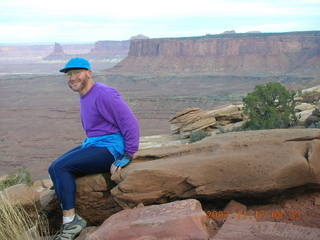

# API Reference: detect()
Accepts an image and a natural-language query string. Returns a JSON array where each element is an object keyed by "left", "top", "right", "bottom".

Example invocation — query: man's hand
[
  {"left": 110, "top": 153, "right": 132, "bottom": 175},
  {"left": 110, "top": 163, "right": 121, "bottom": 175}
]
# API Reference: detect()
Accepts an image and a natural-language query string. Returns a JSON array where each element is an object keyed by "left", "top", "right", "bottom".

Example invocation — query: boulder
[
  {"left": 207, "top": 104, "right": 244, "bottom": 123},
  {"left": 169, "top": 105, "right": 245, "bottom": 138},
  {"left": 0, "top": 183, "right": 39, "bottom": 206},
  {"left": 305, "top": 108, "right": 320, "bottom": 127},
  {"left": 297, "top": 109, "right": 314, "bottom": 124},
  {"left": 211, "top": 214, "right": 320, "bottom": 240},
  {"left": 302, "top": 85, "right": 320, "bottom": 94},
  {"left": 75, "top": 174, "right": 122, "bottom": 225},
  {"left": 295, "top": 103, "right": 316, "bottom": 112},
  {"left": 87, "top": 199, "right": 210, "bottom": 240},
  {"left": 139, "top": 134, "right": 187, "bottom": 150},
  {"left": 209, "top": 200, "right": 247, "bottom": 227},
  {"left": 247, "top": 191, "right": 320, "bottom": 228},
  {"left": 169, "top": 108, "right": 217, "bottom": 138},
  {"left": 111, "top": 129, "right": 320, "bottom": 208}
]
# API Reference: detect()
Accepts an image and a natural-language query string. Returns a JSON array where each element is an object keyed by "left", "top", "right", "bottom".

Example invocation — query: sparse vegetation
[
  {"left": 242, "top": 82, "right": 297, "bottom": 130},
  {"left": 0, "top": 168, "right": 33, "bottom": 191},
  {"left": 0, "top": 194, "right": 50, "bottom": 240},
  {"left": 189, "top": 130, "right": 210, "bottom": 143}
]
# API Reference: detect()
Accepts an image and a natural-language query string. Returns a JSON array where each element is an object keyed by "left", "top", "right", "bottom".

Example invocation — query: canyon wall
[
  {"left": 43, "top": 41, "right": 130, "bottom": 60},
  {"left": 110, "top": 31, "right": 320, "bottom": 74},
  {"left": 88, "top": 40, "right": 130, "bottom": 59}
]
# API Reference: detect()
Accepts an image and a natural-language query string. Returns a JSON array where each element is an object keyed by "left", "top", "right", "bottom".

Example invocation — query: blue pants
[{"left": 48, "top": 145, "right": 115, "bottom": 210}]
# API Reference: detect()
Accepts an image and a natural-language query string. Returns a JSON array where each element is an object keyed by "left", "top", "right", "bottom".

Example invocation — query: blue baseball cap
[{"left": 59, "top": 58, "right": 91, "bottom": 73}]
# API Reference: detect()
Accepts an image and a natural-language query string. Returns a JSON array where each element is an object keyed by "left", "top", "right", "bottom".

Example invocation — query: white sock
[{"left": 63, "top": 215, "right": 75, "bottom": 224}]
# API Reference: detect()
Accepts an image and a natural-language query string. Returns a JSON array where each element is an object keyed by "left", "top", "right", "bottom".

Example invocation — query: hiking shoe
[{"left": 53, "top": 215, "right": 87, "bottom": 240}]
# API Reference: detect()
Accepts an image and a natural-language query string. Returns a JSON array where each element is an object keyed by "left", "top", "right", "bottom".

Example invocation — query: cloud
[
  {"left": 0, "top": 0, "right": 319, "bottom": 43},
  {"left": 2, "top": 0, "right": 319, "bottom": 19},
  {"left": 237, "top": 23, "right": 302, "bottom": 33}
]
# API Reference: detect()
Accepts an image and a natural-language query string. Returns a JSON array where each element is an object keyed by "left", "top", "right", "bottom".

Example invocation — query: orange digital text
[{"left": 206, "top": 209, "right": 301, "bottom": 221}]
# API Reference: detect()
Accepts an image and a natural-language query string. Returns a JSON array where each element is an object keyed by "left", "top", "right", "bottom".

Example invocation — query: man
[{"left": 49, "top": 58, "right": 140, "bottom": 240}]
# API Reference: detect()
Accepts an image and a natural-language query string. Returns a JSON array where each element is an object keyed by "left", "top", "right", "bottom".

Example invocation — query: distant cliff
[
  {"left": 43, "top": 40, "right": 130, "bottom": 60},
  {"left": 88, "top": 40, "right": 130, "bottom": 59},
  {"left": 110, "top": 31, "right": 320, "bottom": 74}
]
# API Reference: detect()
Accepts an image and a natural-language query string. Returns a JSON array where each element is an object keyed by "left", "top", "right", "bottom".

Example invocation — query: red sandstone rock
[
  {"left": 224, "top": 200, "right": 247, "bottom": 215},
  {"left": 1, "top": 183, "right": 39, "bottom": 206},
  {"left": 75, "top": 174, "right": 122, "bottom": 225},
  {"left": 211, "top": 215, "right": 320, "bottom": 240},
  {"left": 111, "top": 129, "right": 320, "bottom": 208},
  {"left": 87, "top": 199, "right": 210, "bottom": 240},
  {"left": 247, "top": 191, "right": 320, "bottom": 228},
  {"left": 214, "top": 200, "right": 247, "bottom": 227}
]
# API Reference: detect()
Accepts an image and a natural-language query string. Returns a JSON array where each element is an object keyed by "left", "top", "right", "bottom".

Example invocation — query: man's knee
[{"left": 48, "top": 161, "right": 56, "bottom": 177}]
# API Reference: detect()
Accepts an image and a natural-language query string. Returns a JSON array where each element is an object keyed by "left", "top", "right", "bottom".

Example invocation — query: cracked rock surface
[{"left": 110, "top": 129, "right": 320, "bottom": 208}]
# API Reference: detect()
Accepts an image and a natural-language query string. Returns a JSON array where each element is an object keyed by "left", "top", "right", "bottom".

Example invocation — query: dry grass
[{"left": 0, "top": 193, "right": 50, "bottom": 240}]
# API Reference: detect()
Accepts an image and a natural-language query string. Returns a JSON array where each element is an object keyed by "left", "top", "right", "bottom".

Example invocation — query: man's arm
[{"left": 96, "top": 87, "right": 140, "bottom": 158}]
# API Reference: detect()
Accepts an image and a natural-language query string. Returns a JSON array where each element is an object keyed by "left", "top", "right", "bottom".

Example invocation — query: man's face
[{"left": 65, "top": 69, "right": 91, "bottom": 93}]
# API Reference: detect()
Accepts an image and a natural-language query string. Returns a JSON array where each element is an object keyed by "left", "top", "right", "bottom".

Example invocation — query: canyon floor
[{"left": 0, "top": 61, "right": 319, "bottom": 179}]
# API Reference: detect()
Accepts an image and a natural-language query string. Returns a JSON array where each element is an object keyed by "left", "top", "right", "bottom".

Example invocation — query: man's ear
[{"left": 86, "top": 70, "right": 93, "bottom": 78}]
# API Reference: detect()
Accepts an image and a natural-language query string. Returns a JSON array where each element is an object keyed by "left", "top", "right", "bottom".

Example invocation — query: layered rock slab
[
  {"left": 211, "top": 215, "right": 320, "bottom": 240},
  {"left": 87, "top": 199, "right": 210, "bottom": 240},
  {"left": 111, "top": 129, "right": 320, "bottom": 208}
]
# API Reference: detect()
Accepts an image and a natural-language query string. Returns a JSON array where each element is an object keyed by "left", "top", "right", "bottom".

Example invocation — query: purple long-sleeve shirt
[{"left": 80, "top": 82, "right": 140, "bottom": 157}]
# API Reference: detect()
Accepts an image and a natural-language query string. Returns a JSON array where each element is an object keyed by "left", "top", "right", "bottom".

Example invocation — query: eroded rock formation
[
  {"left": 168, "top": 84, "right": 320, "bottom": 137},
  {"left": 111, "top": 129, "right": 320, "bottom": 208},
  {"left": 43, "top": 43, "right": 67, "bottom": 60},
  {"left": 43, "top": 40, "right": 130, "bottom": 60},
  {"left": 110, "top": 31, "right": 320, "bottom": 74},
  {"left": 87, "top": 199, "right": 210, "bottom": 240},
  {"left": 88, "top": 40, "right": 130, "bottom": 59},
  {"left": 2, "top": 129, "right": 320, "bottom": 239}
]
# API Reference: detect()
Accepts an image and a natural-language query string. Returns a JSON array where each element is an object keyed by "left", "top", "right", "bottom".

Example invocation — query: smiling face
[{"left": 65, "top": 69, "right": 93, "bottom": 95}]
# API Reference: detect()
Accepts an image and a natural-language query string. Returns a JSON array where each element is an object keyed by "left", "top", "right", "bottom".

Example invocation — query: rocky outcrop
[
  {"left": 75, "top": 174, "right": 121, "bottom": 225},
  {"left": 0, "top": 179, "right": 57, "bottom": 224},
  {"left": 168, "top": 84, "right": 320, "bottom": 138},
  {"left": 87, "top": 199, "right": 210, "bottom": 240},
  {"left": 211, "top": 214, "right": 320, "bottom": 240},
  {"left": 110, "top": 31, "right": 320, "bottom": 74},
  {"left": 305, "top": 109, "right": 320, "bottom": 127},
  {"left": 43, "top": 43, "right": 67, "bottom": 60},
  {"left": 43, "top": 40, "right": 130, "bottom": 60},
  {"left": 111, "top": 129, "right": 320, "bottom": 208},
  {"left": 1, "top": 184, "right": 39, "bottom": 207},
  {"left": 2, "top": 129, "right": 320, "bottom": 239},
  {"left": 169, "top": 104, "right": 243, "bottom": 138},
  {"left": 246, "top": 191, "right": 320, "bottom": 228}
]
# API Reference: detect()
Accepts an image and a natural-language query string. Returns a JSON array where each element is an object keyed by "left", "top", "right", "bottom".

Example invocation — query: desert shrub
[
  {"left": 189, "top": 130, "right": 210, "bottom": 143},
  {"left": 242, "top": 82, "right": 297, "bottom": 130},
  {"left": 0, "top": 168, "right": 33, "bottom": 191},
  {"left": 0, "top": 194, "right": 50, "bottom": 240},
  {"left": 307, "top": 122, "right": 320, "bottom": 128}
]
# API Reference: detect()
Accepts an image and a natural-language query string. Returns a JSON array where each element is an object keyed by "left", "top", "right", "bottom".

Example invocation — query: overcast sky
[{"left": 0, "top": 0, "right": 319, "bottom": 44}]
